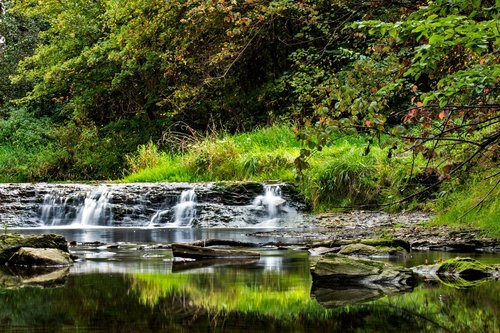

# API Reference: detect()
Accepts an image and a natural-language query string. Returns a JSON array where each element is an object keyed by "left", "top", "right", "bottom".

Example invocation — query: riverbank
[{"left": 248, "top": 211, "right": 500, "bottom": 253}]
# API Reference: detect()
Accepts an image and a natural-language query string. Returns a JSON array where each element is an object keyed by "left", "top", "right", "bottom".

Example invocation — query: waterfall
[
  {"left": 148, "top": 189, "right": 197, "bottom": 227},
  {"left": 75, "top": 187, "right": 113, "bottom": 226},
  {"left": 40, "top": 194, "right": 74, "bottom": 226},
  {"left": 172, "top": 189, "right": 197, "bottom": 227},
  {"left": 40, "top": 186, "right": 113, "bottom": 227},
  {"left": 250, "top": 185, "right": 287, "bottom": 226},
  {"left": 10, "top": 182, "right": 306, "bottom": 229}
]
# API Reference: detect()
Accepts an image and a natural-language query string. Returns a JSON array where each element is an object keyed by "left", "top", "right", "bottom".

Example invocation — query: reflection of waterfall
[
  {"left": 172, "top": 189, "right": 197, "bottom": 227},
  {"left": 40, "top": 187, "right": 112, "bottom": 226}
]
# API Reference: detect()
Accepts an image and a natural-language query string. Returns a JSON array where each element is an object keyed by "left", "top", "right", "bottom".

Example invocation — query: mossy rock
[
  {"left": 8, "top": 247, "right": 73, "bottom": 267},
  {"left": 338, "top": 243, "right": 406, "bottom": 257},
  {"left": 0, "top": 233, "right": 69, "bottom": 263},
  {"left": 313, "top": 253, "right": 385, "bottom": 279},
  {"left": 360, "top": 239, "right": 410, "bottom": 252},
  {"left": 437, "top": 257, "right": 494, "bottom": 279}
]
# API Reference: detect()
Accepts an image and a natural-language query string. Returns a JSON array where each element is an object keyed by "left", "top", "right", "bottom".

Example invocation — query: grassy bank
[
  {"left": 124, "top": 124, "right": 428, "bottom": 210},
  {"left": 124, "top": 124, "right": 499, "bottom": 238},
  {"left": 431, "top": 174, "right": 500, "bottom": 238}
]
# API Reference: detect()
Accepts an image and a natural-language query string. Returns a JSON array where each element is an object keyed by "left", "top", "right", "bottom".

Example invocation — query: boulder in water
[
  {"left": 8, "top": 247, "right": 73, "bottom": 267},
  {"left": 338, "top": 243, "right": 407, "bottom": 258},
  {"left": 0, "top": 233, "right": 69, "bottom": 264},
  {"left": 412, "top": 257, "right": 500, "bottom": 280},
  {"left": 172, "top": 244, "right": 260, "bottom": 260},
  {"left": 311, "top": 254, "right": 416, "bottom": 307}
]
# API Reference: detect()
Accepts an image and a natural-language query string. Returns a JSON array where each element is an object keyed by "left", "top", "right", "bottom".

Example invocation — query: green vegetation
[
  {"left": 124, "top": 125, "right": 433, "bottom": 210},
  {"left": 432, "top": 173, "right": 500, "bottom": 237},
  {"left": 436, "top": 257, "right": 494, "bottom": 276},
  {"left": 0, "top": 0, "right": 498, "bottom": 232}
]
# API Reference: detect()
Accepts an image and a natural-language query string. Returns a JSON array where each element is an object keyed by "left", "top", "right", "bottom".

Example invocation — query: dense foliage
[{"left": 0, "top": 0, "right": 498, "bottom": 221}]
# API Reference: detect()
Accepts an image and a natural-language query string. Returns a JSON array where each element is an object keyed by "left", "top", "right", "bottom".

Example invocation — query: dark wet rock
[
  {"left": 8, "top": 247, "right": 73, "bottom": 267},
  {"left": 311, "top": 238, "right": 410, "bottom": 253},
  {"left": 172, "top": 244, "right": 260, "bottom": 260},
  {"left": 311, "top": 254, "right": 416, "bottom": 307},
  {"left": 0, "top": 233, "right": 69, "bottom": 263},
  {"left": 308, "top": 246, "right": 340, "bottom": 256},
  {"left": 338, "top": 243, "right": 407, "bottom": 258}
]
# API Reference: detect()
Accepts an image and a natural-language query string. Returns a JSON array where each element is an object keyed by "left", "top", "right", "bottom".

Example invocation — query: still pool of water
[{"left": 1, "top": 228, "right": 499, "bottom": 332}]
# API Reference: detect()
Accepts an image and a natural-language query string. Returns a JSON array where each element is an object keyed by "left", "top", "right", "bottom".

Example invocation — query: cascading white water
[
  {"left": 172, "top": 189, "right": 197, "bottom": 227},
  {"left": 27, "top": 182, "right": 305, "bottom": 229},
  {"left": 252, "top": 185, "right": 286, "bottom": 220},
  {"left": 75, "top": 187, "right": 113, "bottom": 226},
  {"left": 40, "top": 186, "right": 112, "bottom": 226},
  {"left": 40, "top": 194, "right": 73, "bottom": 226}
]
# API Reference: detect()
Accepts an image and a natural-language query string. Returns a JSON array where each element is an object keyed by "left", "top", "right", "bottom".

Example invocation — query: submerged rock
[
  {"left": 8, "top": 247, "right": 73, "bottom": 267},
  {"left": 311, "top": 254, "right": 416, "bottom": 307},
  {"left": 311, "top": 253, "right": 415, "bottom": 284}
]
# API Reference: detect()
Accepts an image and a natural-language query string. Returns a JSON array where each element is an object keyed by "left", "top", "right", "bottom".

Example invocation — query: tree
[{"left": 296, "top": 0, "right": 499, "bottom": 203}]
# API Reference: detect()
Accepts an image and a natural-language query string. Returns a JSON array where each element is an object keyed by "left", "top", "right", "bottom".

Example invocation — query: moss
[
  {"left": 338, "top": 243, "right": 406, "bottom": 257},
  {"left": 360, "top": 239, "right": 410, "bottom": 252},
  {"left": 437, "top": 257, "right": 493, "bottom": 278}
]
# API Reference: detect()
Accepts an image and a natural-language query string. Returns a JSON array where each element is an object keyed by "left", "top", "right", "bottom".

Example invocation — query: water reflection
[
  {"left": 0, "top": 246, "right": 498, "bottom": 332},
  {"left": 13, "top": 227, "right": 308, "bottom": 244}
]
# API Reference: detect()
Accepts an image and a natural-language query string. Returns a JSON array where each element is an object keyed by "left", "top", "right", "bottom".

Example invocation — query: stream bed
[{"left": 1, "top": 183, "right": 499, "bottom": 332}]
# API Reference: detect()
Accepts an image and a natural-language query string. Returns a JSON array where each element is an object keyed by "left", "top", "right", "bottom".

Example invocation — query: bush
[{"left": 125, "top": 141, "right": 166, "bottom": 174}]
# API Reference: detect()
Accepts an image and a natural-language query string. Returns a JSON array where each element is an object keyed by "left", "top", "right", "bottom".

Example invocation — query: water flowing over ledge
[{"left": 0, "top": 182, "right": 307, "bottom": 229}]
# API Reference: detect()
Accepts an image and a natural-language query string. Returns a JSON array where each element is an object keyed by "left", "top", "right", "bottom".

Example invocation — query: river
[{"left": 0, "top": 183, "right": 499, "bottom": 332}]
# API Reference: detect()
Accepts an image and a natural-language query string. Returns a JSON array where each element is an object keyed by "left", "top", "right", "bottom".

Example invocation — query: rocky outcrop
[
  {"left": 338, "top": 243, "right": 407, "bottom": 257},
  {"left": 311, "top": 254, "right": 416, "bottom": 307},
  {"left": 308, "top": 238, "right": 410, "bottom": 258},
  {"left": 0, "top": 233, "right": 69, "bottom": 263},
  {"left": 411, "top": 257, "right": 500, "bottom": 288}
]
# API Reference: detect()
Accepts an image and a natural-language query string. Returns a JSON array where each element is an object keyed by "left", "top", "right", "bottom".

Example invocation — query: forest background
[{"left": 0, "top": 0, "right": 498, "bottom": 235}]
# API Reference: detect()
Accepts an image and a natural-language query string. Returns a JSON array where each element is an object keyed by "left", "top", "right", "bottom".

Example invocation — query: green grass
[
  {"left": 124, "top": 124, "right": 428, "bottom": 211},
  {"left": 124, "top": 124, "right": 300, "bottom": 183},
  {"left": 430, "top": 173, "right": 500, "bottom": 238}
]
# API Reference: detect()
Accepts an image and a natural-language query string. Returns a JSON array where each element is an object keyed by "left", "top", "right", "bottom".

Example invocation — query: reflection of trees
[{"left": 0, "top": 267, "right": 497, "bottom": 331}]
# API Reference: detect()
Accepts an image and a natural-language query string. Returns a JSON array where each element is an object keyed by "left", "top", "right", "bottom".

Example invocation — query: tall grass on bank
[
  {"left": 124, "top": 125, "right": 426, "bottom": 211},
  {"left": 124, "top": 125, "right": 299, "bottom": 183},
  {"left": 431, "top": 173, "right": 500, "bottom": 238}
]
